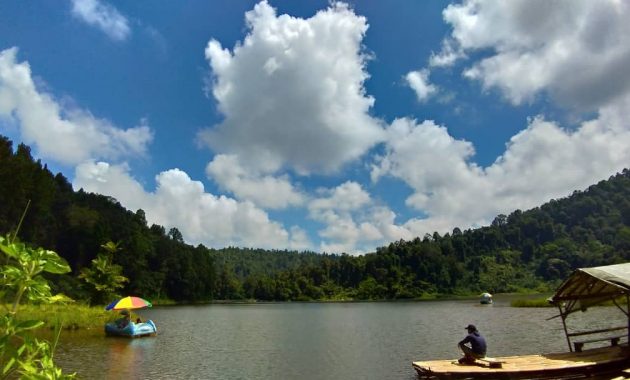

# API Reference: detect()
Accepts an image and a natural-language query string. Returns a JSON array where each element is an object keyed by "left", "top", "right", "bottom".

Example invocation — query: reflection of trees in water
[{"left": 106, "top": 339, "right": 154, "bottom": 380}]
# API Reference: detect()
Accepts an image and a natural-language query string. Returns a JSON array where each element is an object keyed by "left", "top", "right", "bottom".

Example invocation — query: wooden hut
[
  {"left": 550, "top": 262, "right": 630, "bottom": 353},
  {"left": 412, "top": 263, "right": 630, "bottom": 379}
]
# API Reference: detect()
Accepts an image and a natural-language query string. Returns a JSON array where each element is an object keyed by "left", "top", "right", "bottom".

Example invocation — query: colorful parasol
[{"left": 105, "top": 296, "right": 152, "bottom": 311}]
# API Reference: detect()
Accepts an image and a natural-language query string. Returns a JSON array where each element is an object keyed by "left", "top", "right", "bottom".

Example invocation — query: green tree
[{"left": 79, "top": 241, "right": 129, "bottom": 305}]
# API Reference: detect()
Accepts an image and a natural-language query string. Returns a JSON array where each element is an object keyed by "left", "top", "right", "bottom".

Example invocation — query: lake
[{"left": 55, "top": 296, "right": 626, "bottom": 379}]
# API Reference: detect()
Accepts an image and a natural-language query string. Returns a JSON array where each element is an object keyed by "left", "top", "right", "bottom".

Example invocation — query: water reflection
[{"left": 103, "top": 338, "right": 155, "bottom": 379}]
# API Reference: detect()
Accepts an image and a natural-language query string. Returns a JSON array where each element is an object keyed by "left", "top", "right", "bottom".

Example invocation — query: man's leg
[{"left": 458, "top": 343, "right": 476, "bottom": 364}]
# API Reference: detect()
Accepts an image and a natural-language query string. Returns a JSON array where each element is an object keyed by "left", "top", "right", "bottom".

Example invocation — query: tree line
[{"left": 1, "top": 134, "right": 629, "bottom": 302}]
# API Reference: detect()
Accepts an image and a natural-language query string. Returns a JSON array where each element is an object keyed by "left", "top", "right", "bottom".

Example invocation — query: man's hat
[{"left": 465, "top": 324, "right": 477, "bottom": 331}]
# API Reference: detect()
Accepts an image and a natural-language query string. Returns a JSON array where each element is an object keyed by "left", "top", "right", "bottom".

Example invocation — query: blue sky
[{"left": 1, "top": 0, "right": 629, "bottom": 254}]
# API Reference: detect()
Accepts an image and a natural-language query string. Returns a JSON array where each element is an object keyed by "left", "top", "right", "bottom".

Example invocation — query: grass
[
  {"left": 510, "top": 298, "right": 554, "bottom": 307},
  {"left": 9, "top": 303, "right": 137, "bottom": 330}
]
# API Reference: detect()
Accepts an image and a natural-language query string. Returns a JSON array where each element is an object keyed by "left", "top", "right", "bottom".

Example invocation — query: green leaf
[
  {"left": 0, "top": 241, "right": 20, "bottom": 259},
  {"left": 25, "top": 281, "right": 53, "bottom": 303},
  {"left": 3, "top": 356, "right": 16, "bottom": 375},
  {"left": 16, "top": 320, "right": 44, "bottom": 331},
  {"left": 40, "top": 250, "right": 71, "bottom": 274}
]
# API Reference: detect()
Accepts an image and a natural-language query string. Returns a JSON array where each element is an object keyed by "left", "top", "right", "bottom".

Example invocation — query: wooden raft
[{"left": 413, "top": 345, "right": 630, "bottom": 379}]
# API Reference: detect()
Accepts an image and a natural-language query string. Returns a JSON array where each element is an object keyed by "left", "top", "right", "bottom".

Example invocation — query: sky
[{"left": 1, "top": 0, "right": 629, "bottom": 254}]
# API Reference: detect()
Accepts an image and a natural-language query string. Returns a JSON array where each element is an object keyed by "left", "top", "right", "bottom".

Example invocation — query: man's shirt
[{"left": 460, "top": 332, "right": 487, "bottom": 355}]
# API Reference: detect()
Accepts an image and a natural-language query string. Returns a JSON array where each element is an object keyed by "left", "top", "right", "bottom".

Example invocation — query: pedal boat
[{"left": 105, "top": 320, "right": 157, "bottom": 338}]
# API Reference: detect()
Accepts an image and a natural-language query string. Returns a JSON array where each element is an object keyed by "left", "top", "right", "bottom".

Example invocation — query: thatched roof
[{"left": 551, "top": 263, "right": 630, "bottom": 311}]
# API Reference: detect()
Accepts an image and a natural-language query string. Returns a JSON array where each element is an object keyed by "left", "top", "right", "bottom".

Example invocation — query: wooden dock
[{"left": 413, "top": 345, "right": 630, "bottom": 379}]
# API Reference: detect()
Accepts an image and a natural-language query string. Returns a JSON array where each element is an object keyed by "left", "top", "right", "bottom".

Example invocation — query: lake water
[{"left": 55, "top": 296, "right": 626, "bottom": 379}]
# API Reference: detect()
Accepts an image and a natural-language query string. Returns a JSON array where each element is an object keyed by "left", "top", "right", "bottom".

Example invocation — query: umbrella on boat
[
  {"left": 104, "top": 296, "right": 157, "bottom": 337},
  {"left": 105, "top": 296, "right": 152, "bottom": 311}
]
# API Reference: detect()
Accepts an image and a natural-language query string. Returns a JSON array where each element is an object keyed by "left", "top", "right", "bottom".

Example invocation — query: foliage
[
  {"left": 0, "top": 234, "right": 74, "bottom": 379},
  {"left": 0, "top": 236, "right": 72, "bottom": 313}
]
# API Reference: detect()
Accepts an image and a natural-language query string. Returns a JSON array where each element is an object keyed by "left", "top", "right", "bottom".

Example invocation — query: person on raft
[
  {"left": 457, "top": 324, "right": 487, "bottom": 364},
  {"left": 115, "top": 309, "right": 131, "bottom": 328}
]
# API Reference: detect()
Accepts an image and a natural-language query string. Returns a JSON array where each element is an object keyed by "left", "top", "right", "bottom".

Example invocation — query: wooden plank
[{"left": 574, "top": 335, "right": 625, "bottom": 352}]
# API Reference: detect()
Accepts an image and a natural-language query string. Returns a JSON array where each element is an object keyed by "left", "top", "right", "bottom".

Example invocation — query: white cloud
[
  {"left": 199, "top": 1, "right": 384, "bottom": 175},
  {"left": 0, "top": 48, "right": 152, "bottom": 166},
  {"left": 308, "top": 181, "right": 413, "bottom": 254},
  {"left": 440, "top": 0, "right": 630, "bottom": 109},
  {"left": 70, "top": 0, "right": 131, "bottom": 41},
  {"left": 372, "top": 109, "right": 630, "bottom": 237},
  {"left": 371, "top": 118, "right": 479, "bottom": 196},
  {"left": 310, "top": 181, "right": 371, "bottom": 214},
  {"left": 205, "top": 154, "right": 305, "bottom": 209},
  {"left": 372, "top": 118, "right": 488, "bottom": 230},
  {"left": 429, "top": 38, "right": 463, "bottom": 68},
  {"left": 287, "top": 226, "right": 312, "bottom": 251},
  {"left": 74, "top": 162, "right": 311, "bottom": 250},
  {"left": 405, "top": 69, "right": 437, "bottom": 102}
]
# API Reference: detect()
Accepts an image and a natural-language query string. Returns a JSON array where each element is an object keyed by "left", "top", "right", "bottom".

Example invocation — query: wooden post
[{"left": 558, "top": 303, "right": 572, "bottom": 352}]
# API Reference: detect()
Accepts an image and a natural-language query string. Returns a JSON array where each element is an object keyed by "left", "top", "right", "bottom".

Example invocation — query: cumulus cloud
[
  {"left": 429, "top": 38, "right": 463, "bottom": 68},
  {"left": 310, "top": 181, "right": 371, "bottom": 213},
  {"left": 405, "top": 69, "right": 437, "bottom": 102},
  {"left": 199, "top": 1, "right": 384, "bottom": 175},
  {"left": 70, "top": 0, "right": 131, "bottom": 41},
  {"left": 308, "top": 181, "right": 412, "bottom": 254},
  {"left": 0, "top": 47, "right": 152, "bottom": 166},
  {"left": 372, "top": 110, "right": 630, "bottom": 236},
  {"left": 205, "top": 154, "right": 305, "bottom": 209},
  {"left": 439, "top": 0, "right": 630, "bottom": 109},
  {"left": 74, "top": 162, "right": 311, "bottom": 250}
]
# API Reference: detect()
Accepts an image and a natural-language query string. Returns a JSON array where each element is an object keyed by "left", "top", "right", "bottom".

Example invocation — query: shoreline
[{"left": 18, "top": 292, "right": 554, "bottom": 332}]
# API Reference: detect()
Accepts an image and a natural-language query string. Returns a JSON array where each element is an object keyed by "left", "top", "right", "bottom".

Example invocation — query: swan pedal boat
[{"left": 105, "top": 320, "right": 157, "bottom": 338}]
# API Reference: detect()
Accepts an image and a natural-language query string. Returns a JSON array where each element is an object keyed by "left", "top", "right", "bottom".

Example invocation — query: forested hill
[
  {"left": 1, "top": 133, "right": 629, "bottom": 301},
  {"left": 367, "top": 169, "right": 630, "bottom": 297}
]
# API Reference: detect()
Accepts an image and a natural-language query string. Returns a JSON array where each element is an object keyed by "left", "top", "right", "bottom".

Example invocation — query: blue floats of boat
[{"left": 105, "top": 320, "right": 157, "bottom": 338}]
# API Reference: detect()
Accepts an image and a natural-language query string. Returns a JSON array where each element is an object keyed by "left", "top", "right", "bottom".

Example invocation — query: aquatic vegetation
[{"left": 510, "top": 298, "right": 553, "bottom": 307}]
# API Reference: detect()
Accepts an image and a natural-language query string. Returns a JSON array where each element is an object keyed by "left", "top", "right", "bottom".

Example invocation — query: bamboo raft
[{"left": 413, "top": 345, "right": 630, "bottom": 379}]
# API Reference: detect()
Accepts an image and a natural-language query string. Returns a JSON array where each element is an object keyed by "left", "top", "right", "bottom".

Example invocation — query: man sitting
[{"left": 458, "top": 324, "right": 487, "bottom": 364}]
